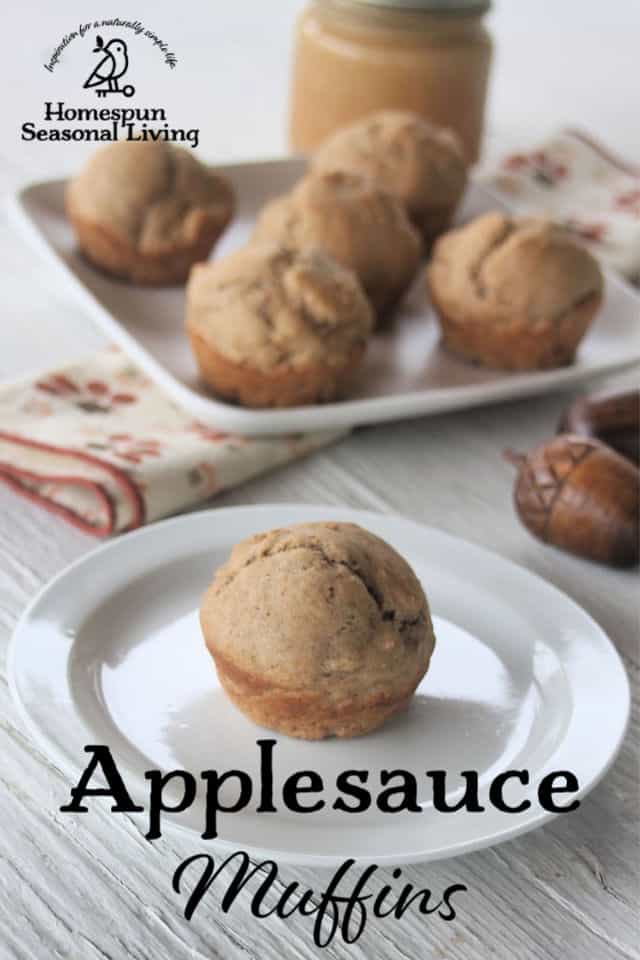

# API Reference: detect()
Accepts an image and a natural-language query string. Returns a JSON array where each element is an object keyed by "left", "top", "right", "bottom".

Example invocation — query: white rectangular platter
[{"left": 11, "top": 157, "right": 640, "bottom": 436}]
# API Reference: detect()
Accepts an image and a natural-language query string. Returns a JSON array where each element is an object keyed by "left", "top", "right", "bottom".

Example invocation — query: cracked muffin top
[
  {"left": 313, "top": 111, "right": 467, "bottom": 237},
  {"left": 427, "top": 212, "right": 604, "bottom": 325},
  {"left": 252, "top": 170, "right": 422, "bottom": 317},
  {"left": 66, "top": 140, "right": 234, "bottom": 254},
  {"left": 201, "top": 521, "right": 435, "bottom": 695},
  {"left": 186, "top": 243, "right": 373, "bottom": 373}
]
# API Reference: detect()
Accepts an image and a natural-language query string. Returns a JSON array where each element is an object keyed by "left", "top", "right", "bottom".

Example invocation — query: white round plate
[{"left": 9, "top": 505, "right": 629, "bottom": 866}]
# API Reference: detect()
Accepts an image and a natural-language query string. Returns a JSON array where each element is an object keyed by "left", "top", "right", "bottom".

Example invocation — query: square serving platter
[{"left": 10, "top": 156, "right": 640, "bottom": 436}]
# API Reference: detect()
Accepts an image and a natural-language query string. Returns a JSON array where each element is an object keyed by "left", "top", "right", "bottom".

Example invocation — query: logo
[
  {"left": 84, "top": 35, "right": 135, "bottom": 98},
  {"left": 21, "top": 20, "right": 200, "bottom": 148}
]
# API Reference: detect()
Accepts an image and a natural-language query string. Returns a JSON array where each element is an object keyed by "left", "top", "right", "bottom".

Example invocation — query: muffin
[
  {"left": 200, "top": 521, "right": 436, "bottom": 739},
  {"left": 426, "top": 213, "right": 604, "bottom": 371},
  {"left": 253, "top": 170, "right": 422, "bottom": 323},
  {"left": 186, "top": 244, "right": 373, "bottom": 407},
  {"left": 313, "top": 111, "right": 468, "bottom": 247},
  {"left": 66, "top": 140, "right": 234, "bottom": 285}
]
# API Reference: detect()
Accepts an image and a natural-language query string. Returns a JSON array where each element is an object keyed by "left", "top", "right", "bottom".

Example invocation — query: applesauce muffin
[
  {"left": 66, "top": 140, "right": 234, "bottom": 285},
  {"left": 426, "top": 213, "right": 604, "bottom": 371},
  {"left": 253, "top": 170, "right": 422, "bottom": 323},
  {"left": 186, "top": 244, "right": 373, "bottom": 408},
  {"left": 313, "top": 111, "right": 468, "bottom": 247},
  {"left": 200, "top": 521, "right": 436, "bottom": 739}
]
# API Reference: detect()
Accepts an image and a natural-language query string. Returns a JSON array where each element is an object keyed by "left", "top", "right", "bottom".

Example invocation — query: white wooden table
[{"left": 1, "top": 2, "right": 638, "bottom": 957}]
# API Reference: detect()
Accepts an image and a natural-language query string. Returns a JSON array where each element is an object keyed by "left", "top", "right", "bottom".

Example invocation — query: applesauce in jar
[{"left": 290, "top": 0, "right": 492, "bottom": 162}]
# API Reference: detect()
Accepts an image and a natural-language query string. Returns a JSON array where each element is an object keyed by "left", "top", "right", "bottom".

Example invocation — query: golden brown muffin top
[
  {"left": 186, "top": 244, "right": 373, "bottom": 373},
  {"left": 66, "top": 140, "right": 233, "bottom": 254},
  {"left": 428, "top": 212, "right": 604, "bottom": 325},
  {"left": 313, "top": 111, "right": 468, "bottom": 215},
  {"left": 201, "top": 521, "right": 435, "bottom": 696},
  {"left": 253, "top": 170, "right": 422, "bottom": 314}
]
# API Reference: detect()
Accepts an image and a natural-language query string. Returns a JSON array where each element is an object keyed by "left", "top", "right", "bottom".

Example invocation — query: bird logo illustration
[{"left": 84, "top": 36, "right": 135, "bottom": 98}]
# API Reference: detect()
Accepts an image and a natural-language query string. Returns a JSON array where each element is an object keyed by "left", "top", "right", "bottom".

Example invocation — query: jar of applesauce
[{"left": 290, "top": 0, "right": 492, "bottom": 162}]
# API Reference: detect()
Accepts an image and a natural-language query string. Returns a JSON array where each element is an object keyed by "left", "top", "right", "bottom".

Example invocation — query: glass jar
[{"left": 290, "top": 0, "right": 492, "bottom": 162}]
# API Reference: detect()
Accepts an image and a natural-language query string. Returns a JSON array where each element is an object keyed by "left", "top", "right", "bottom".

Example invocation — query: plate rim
[
  {"left": 8, "top": 168, "right": 640, "bottom": 437},
  {"left": 7, "top": 504, "right": 631, "bottom": 866}
]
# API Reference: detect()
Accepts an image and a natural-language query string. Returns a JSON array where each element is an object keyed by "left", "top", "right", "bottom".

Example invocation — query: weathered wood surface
[{"left": 1, "top": 366, "right": 638, "bottom": 959}]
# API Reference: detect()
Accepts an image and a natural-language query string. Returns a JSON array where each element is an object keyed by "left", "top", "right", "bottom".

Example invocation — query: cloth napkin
[
  {"left": 2, "top": 129, "right": 638, "bottom": 536},
  {"left": 0, "top": 348, "right": 343, "bottom": 535},
  {"left": 478, "top": 129, "right": 640, "bottom": 282}
]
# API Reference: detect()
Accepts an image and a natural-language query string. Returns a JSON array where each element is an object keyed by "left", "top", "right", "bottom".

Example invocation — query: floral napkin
[
  {"left": 2, "top": 129, "right": 638, "bottom": 537},
  {"left": 0, "top": 348, "right": 343, "bottom": 536},
  {"left": 479, "top": 129, "right": 640, "bottom": 282}
]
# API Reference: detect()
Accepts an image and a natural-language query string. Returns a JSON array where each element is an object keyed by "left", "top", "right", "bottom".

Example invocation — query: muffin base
[
  {"left": 214, "top": 656, "right": 424, "bottom": 740},
  {"left": 429, "top": 286, "right": 602, "bottom": 372},
  {"left": 69, "top": 210, "right": 232, "bottom": 286},
  {"left": 187, "top": 329, "right": 366, "bottom": 408}
]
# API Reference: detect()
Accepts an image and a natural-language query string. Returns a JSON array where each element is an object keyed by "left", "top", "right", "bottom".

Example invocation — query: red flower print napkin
[
  {"left": 0, "top": 349, "right": 345, "bottom": 536},
  {"left": 479, "top": 129, "right": 640, "bottom": 283}
]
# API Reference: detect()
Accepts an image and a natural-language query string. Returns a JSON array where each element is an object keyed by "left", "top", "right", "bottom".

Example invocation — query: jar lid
[{"left": 347, "top": 0, "right": 490, "bottom": 12}]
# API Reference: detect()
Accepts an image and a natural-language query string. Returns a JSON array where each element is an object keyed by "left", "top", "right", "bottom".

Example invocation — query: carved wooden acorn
[
  {"left": 557, "top": 390, "right": 639, "bottom": 466},
  {"left": 506, "top": 435, "right": 639, "bottom": 567}
]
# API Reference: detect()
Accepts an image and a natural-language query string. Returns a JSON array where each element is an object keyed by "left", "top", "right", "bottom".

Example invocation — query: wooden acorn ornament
[
  {"left": 557, "top": 390, "right": 639, "bottom": 466},
  {"left": 505, "top": 435, "right": 639, "bottom": 568}
]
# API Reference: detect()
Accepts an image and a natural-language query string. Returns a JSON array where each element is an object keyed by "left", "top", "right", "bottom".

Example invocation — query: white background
[{"left": 3, "top": 0, "right": 640, "bottom": 182}]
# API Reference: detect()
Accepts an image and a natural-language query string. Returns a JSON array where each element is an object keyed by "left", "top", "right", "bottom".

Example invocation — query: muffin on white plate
[
  {"left": 67, "top": 140, "right": 234, "bottom": 285},
  {"left": 186, "top": 243, "right": 374, "bottom": 407}
]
